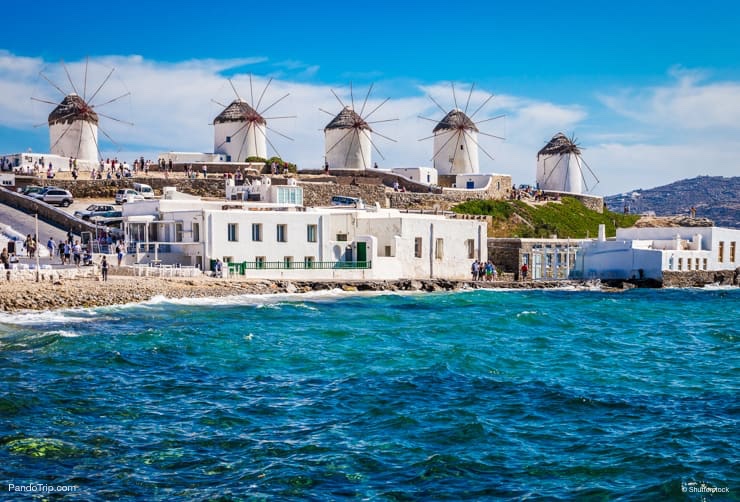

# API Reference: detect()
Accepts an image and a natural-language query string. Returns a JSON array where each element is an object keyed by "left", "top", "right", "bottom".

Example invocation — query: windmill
[
  {"left": 418, "top": 83, "right": 505, "bottom": 175},
  {"left": 212, "top": 76, "right": 294, "bottom": 162},
  {"left": 320, "top": 83, "right": 397, "bottom": 171},
  {"left": 536, "top": 132, "right": 599, "bottom": 194},
  {"left": 31, "top": 58, "right": 132, "bottom": 168}
]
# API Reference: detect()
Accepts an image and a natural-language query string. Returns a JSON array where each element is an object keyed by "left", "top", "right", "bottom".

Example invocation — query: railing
[{"left": 225, "top": 260, "right": 372, "bottom": 274}]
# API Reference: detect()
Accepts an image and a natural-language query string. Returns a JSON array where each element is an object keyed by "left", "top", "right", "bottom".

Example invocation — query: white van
[{"left": 133, "top": 183, "right": 155, "bottom": 199}]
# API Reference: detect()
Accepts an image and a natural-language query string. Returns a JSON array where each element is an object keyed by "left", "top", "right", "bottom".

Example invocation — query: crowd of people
[{"left": 470, "top": 259, "right": 499, "bottom": 281}]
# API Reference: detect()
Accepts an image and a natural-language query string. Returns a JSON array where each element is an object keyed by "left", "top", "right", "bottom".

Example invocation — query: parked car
[
  {"left": 30, "top": 186, "right": 63, "bottom": 200},
  {"left": 74, "top": 204, "right": 121, "bottom": 221},
  {"left": 20, "top": 185, "right": 44, "bottom": 196},
  {"left": 40, "top": 189, "right": 74, "bottom": 207},
  {"left": 115, "top": 189, "right": 145, "bottom": 204},
  {"left": 133, "top": 183, "right": 155, "bottom": 199}
]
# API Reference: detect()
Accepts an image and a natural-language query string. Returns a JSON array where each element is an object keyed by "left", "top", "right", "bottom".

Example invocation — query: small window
[
  {"left": 336, "top": 233, "right": 348, "bottom": 242},
  {"left": 252, "top": 223, "right": 262, "bottom": 242},
  {"left": 677, "top": 257, "right": 683, "bottom": 271},
  {"left": 192, "top": 222, "right": 200, "bottom": 242},
  {"left": 283, "top": 256, "right": 293, "bottom": 268},
  {"left": 255, "top": 256, "right": 265, "bottom": 269},
  {"left": 384, "top": 245, "right": 391, "bottom": 257},
  {"left": 277, "top": 224, "right": 287, "bottom": 242},
  {"left": 226, "top": 136, "right": 231, "bottom": 143},
  {"left": 175, "top": 222, "right": 183, "bottom": 242},
  {"left": 227, "top": 223, "right": 238, "bottom": 242},
  {"left": 414, "top": 237, "right": 422, "bottom": 258},
  {"left": 466, "top": 239, "right": 475, "bottom": 259},
  {"left": 731, "top": 242, "right": 736, "bottom": 263},
  {"left": 718, "top": 241, "right": 725, "bottom": 262},
  {"left": 703, "top": 258, "right": 708, "bottom": 270},
  {"left": 307, "top": 224, "right": 317, "bottom": 243},
  {"left": 435, "top": 238, "right": 444, "bottom": 260}
]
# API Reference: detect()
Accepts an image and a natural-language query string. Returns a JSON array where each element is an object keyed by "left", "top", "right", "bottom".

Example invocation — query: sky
[{"left": 1, "top": 0, "right": 738, "bottom": 195}]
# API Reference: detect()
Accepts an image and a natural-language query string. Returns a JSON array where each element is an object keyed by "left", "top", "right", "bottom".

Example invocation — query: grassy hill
[{"left": 453, "top": 197, "right": 639, "bottom": 238}]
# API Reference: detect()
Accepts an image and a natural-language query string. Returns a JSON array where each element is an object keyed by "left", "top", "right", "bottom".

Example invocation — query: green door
[{"left": 356, "top": 242, "right": 367, "bottom": 263}]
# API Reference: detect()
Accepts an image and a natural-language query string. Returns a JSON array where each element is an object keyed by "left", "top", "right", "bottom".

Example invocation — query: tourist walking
[
  {"left": 1, "top": 247, "right": 9, "bottom": 281},
  {"left": 520, "top": 263, "right": 528, "bottom": 280},
  {"left": 101, "top": 256, "right": 109, "bottom": 281},
  {"left": 47, "top": 237, "right": 56, "bottom": 261}
]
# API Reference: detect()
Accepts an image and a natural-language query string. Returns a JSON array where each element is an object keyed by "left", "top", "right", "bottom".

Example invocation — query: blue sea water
[{"left": 0, "top": 288, "right": 738, "bottom": 501}]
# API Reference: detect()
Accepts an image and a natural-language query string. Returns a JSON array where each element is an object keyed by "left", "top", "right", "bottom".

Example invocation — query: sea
[{"left": 0, "top": 287, "right": 737, "bottom": 501}]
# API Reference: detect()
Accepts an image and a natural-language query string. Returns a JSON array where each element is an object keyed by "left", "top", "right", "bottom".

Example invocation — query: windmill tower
[
  {"left": 213, "top": 77, "right": 293, "bottom": 162},
  {"left": 33, "top": 58, "right": 132, "bottom": 166},
  {"left": 214, "top": 100, "right": 267, "bottom": 161},
  {"left": 419, "top": 83, "right": 504, "bottom": 176},
  {"left": 536, "top": 132, "right": 599, "bottom": 194},
  {"left": 322, "top": 84, "right": 396, "bottom": 171},
  {"left": 48, "top": 93, "right": 99, "bottom": 163},
  {"left": 432, "top": 109, "right": 480, "bottom": 175}
]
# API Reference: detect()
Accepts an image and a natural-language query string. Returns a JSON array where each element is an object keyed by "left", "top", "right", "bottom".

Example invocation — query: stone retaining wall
[{"left": 662, "top": 269, "right": 740, "bottom": 287}]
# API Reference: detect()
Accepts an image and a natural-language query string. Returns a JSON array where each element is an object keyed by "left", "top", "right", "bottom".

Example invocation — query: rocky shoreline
[{"left": 0, "top": 276, "right": 583, "bottom": 312}]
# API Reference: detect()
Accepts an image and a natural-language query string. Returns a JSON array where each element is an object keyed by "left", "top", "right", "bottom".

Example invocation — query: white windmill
[
  {"left": 536, "top": 132, "right": 599, "bottom": 194},
  {"left": 213, "top": 76, "right": 294, "bottom": 162},
  {"left": 320, "top": 84, "right": 396, "bottom": 171},
  {"left": 419, "top": 83, "right": 504, "bottom": 175},
  {"left": 32, "top": 59, "right": 132, "bottom": 167}
]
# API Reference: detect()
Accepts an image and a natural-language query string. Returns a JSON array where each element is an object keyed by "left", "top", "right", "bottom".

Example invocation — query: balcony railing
[{"left": 224, "top": 260, "right": 372, "bottom": 274}]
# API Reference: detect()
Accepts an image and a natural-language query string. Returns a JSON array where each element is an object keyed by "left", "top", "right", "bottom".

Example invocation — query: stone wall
[{"left": 663, "top": 269, "right": 740, "bottom": 287}]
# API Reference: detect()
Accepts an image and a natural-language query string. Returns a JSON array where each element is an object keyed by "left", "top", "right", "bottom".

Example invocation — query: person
[
  {"left": 72, "top": 241, "right": 82, "bottom": 267},
  {"left": 324, "top": 160, "right": 329, "bottom": 174},
  {"left": 471, "top": 260, "right": 479, "bottom": 281},
  {"left": 215, "top": 259, "right": 223, "bottom": 278},
  {"left": 63, "top": 242, "right": 71, "bottom": 265},
  {"left": 1, "top": 247, "right": 9, "bottom": 281},
  {"left": 690, "top": 206, "right": 696, "bottom": 218},
  {"left": 47, "top": 237, "right": 56, "bottom": 261},
  {"left": 373, "top": 162, "right": 378, "bottom": 169},
  {"left": 115, "top": 242, "right": 124, "bottom": 266},
  {"left": 101, "top": 256, "right": 109, "bottom": 281},
  {"left": 202, "top": 164, "right": 208, "bottom": 178},
  {"left": 485, "top": 261, "right": 493, "bottom": 281},
  {"left": 520, "top": 263, "right": 528, "bottom": 280}
]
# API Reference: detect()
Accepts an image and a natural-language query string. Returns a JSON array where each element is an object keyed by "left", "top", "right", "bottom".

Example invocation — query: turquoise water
[{"left": 1, "top": 288, "right": 738, "bottom": 500}]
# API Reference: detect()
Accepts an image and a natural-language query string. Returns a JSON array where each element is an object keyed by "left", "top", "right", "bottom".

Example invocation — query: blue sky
[{"left": 1, "top": 0, "right": 738, "bottom": 194}]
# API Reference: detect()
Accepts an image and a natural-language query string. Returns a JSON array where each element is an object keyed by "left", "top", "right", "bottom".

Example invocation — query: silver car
[{"left": 40, "top": 188, "right": 74, "bottom": 207}]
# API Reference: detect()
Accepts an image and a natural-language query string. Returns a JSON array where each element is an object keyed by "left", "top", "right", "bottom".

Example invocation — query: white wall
[
  {"left": 159, "top": 152, "right": 226, "bottom": 164},
  {"left": 49, "top": 120, "right": 98, "bottom": 164},
  {"left": 433, "top": 129, "right": 479, "bottom": 175},
  {"left": 391, "top": 167, "right": 438, "bottom": 185},
  {"left": 214, "top": 121, "right": 267, "bottom": 162},
  {"left": 536, "top": 152, "right": 584, "bottom": 194},
  {"left": 325, "top": 128, "right": 372, "bottom": 170}
]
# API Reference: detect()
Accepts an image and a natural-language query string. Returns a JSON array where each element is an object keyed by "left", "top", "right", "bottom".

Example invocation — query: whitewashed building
[
  {"left": 214, "top": 100, "right": 267, "bottom": 162},
  {"left": 391, "top": 167, "right": 438, "bottom": 186},
  {"left": 433, "top": 109, "right": 479, "bottom": 175},
  {"left": 324, "top": 107, "right": 372, "bottom": 171},
  {"left": 121, "top": 182, "right": 486, "bottom": 280},
  {"left": 48, "top": 94, "right": 99, "bottom": 165},
  {"left": 572, "top": 225, "right": 740, "bottom": 280}
]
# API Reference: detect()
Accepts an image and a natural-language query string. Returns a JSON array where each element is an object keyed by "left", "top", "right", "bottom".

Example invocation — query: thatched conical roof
[
  {"left": 48, "top": 94, "right": 98, "bottom": 126},
  {"left": 433, "top": 109, "right": 478, "bottom": 133},
  {"left": 214, "top": 100, "right": 266, "bottom": 124},
  {"left": 324, "top": 106, "right": 371, "bottom": 131},
  {"left": 538, "top": 132, "right": 581, "bottom": 158}
]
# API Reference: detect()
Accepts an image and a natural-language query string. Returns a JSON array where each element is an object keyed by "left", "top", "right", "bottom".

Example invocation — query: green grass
[{"left": 453, "top": 197, "right": 640, "bottom": 238}]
